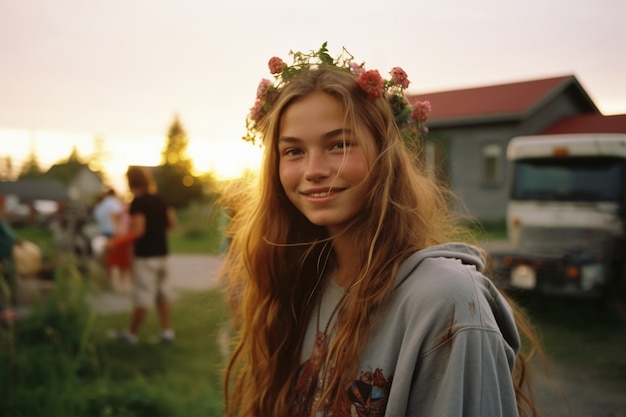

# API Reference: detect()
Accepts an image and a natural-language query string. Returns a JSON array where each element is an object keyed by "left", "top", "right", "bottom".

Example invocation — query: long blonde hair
[{"left": 222, "top": 66, "right": 538, "bottom": 416}]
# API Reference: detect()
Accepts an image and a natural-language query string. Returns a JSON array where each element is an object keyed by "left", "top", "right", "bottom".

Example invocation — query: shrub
[{"left": 0, "top": 255, "right": 99, "bottom": 416}]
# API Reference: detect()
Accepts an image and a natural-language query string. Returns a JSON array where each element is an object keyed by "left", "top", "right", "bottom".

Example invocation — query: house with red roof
[{"left": 408, "top": 75, "right": 626, "bottom": 221}]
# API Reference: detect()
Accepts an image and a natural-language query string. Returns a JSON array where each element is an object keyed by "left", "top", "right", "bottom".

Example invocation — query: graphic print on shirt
[
  {"left": 345, "top": 368, "right": 393, "bottom": 417},
  {"left": 290, "top": 333, "right": 393, "bottom": 417}
]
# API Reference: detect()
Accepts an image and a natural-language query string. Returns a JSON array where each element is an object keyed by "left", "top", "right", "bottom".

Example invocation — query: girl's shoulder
[
  {"left": 394, "top": 243, "right": 487, "bottom": 299},
  {"left": 391, "top": 245, "right": 506, "bottom": 327}
]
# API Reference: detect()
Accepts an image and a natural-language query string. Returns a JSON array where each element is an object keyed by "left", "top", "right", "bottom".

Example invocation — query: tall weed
[
  {"left": 2, "top": 253, "right": 226, "bottom": 416},
  {"left": 1, "top": 254, "right": 100, "bottom": 416}
]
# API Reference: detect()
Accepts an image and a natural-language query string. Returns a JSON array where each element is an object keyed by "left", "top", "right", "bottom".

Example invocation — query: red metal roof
[
  {"left": 541, "top": 113, "right": 626, "bottom": 134},
  {"left": 408, "top": 75, "right": 574, "bottom": 121}
]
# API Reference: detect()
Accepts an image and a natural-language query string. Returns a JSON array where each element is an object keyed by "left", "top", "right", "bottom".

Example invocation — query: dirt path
[
  {"left": 532, "top": 359, "right": 626, "bottom": 417},
  {"left": 85, "top": 254, "right": 225, "bottom": 314}
]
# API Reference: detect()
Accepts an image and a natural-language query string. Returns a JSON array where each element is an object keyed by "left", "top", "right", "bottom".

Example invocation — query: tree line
[{"left": 0, "top": 115, "right": 219, "bottom": 209}]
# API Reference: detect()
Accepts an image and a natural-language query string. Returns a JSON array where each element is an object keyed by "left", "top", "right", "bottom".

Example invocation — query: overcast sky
[{"left": 1, "top": 0, "right": 625, "bottom": 177}]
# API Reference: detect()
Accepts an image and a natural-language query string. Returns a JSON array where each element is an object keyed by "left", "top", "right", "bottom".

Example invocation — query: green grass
[
  {"left": 2, "top": 278, "right": 230, "bottom": 417},
  {"left": 92, "top": 289, "right": 230, "bottom": 416},
  {"left": 168, "top": 203, "right": 228, "bottom": 254},
  {"left": 11, "top": 225, "right": 57, "bottom": 264},
  {"left": 3, "top": 206, "right": 231, "bottom": 416},
  {"left": 511, "top": 294, "right": 626, "bottom": 390},
  {"left": 463, "top": 218, "right": 509, "bottom": 242}
]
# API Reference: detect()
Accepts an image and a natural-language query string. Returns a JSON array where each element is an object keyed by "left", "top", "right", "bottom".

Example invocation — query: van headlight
[{"left": 580, "top": 263, "right": 605, "bottom": 291}]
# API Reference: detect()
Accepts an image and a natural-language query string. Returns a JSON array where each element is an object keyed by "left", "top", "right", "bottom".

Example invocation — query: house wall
[
  {"left": 68, "top": 168, "right": 103, "bottom": 203},
  {"left": 425, "top": 89, "right": 591, "bottom": 222},
  {"left": 430, "top": 123, "right": 517, "bottom": 221},
  {"left": 417, "top": 78, "right": 600, "bottom": 223}
]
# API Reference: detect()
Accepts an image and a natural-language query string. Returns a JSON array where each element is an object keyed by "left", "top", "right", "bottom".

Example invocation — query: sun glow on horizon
[
  {"left": 0, "top": 128, "right": 263, "bottom": 193},
  {"left": 187, "top": 137, "right": 262, "bottom": 181}
]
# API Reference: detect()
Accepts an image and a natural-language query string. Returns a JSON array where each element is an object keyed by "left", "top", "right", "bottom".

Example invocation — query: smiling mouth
[
  {"left": 303, "top": 188, "right": 344, "bottom": 198},
  {"left": 309, "top": 191, "right": 335, "bottom": 197}
]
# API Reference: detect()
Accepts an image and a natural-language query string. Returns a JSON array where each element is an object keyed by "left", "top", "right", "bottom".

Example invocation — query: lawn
[
  {"left": 167, "top": 203, "right": 228, "bottom": 254},
  {"left": 513, "top": 294, "right": 626, "bottom": 391},
  {"left": 1, "top": 278, "right": 230, "bottom": 417},
  {"left": 2, "top": 203, "right": 230, "bottom": 416},
  {"left": 91, "top": 289, "right": 230, "bottom": 416}
]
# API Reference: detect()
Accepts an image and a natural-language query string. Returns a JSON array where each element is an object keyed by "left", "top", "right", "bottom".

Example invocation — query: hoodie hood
[
  {"left": 392, "top": 242, "right": 521, "bottom": 361},
  {"left": 394, "top": 242, "right": 487, "bottom": 288}
]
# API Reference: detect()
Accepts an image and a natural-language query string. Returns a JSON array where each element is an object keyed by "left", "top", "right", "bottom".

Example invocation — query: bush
[
  {"left": 1, "top": 254, "right": 228, "bottom": 416},
  {"left": 169, "top": 203, "right": 227, "bottom": 254},
  {"left": 1, "top": 255, "right": 100, "bottom": 416}
]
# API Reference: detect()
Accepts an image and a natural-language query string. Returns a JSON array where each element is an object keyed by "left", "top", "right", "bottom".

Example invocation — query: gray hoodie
[{"left": 299, "top": 242, "right": 520, "bottom": 416}]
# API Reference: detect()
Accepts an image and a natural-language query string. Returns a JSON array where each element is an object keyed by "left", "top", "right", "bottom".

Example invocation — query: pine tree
[
  {"left": 0, "top": 156, "right": 14, "bottom": 180},
  {"left": 18, "top": 148, "right": 43, "bottom": 178},
  {"left": 43, "top": 146, "right": 87, "bottom": 184},
  {"left": 156, "top": 115, "right": 203, "bottom": 208}
]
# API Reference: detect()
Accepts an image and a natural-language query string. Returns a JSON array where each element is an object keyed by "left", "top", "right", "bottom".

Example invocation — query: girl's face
[{"left": 278, "top": 91, "right": 376, "bottom": 235}]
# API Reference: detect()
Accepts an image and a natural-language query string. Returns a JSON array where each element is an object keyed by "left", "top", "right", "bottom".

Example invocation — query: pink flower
[
  {"left": 268, "top": 56, "right": 284, "bottom": 75},
  {"left": 411, "top": 100, "right": 432, "bottom": 123},
  {"left": 390, "top": 67, "right": 410, "bottom": 89},
  {"left": 249, "top": 99, "right": 265, "bottom": 124},
  {"left": 349, "top": 61, "right": 365, "bottom": 76},
  {"left": 357, "top": 70, "right": 384, "bottom": 100},
  {"left": 256, "top": 79, "right": 272, "bottom": 99}
]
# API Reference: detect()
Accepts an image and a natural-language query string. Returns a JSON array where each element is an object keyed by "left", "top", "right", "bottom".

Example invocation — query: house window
[
  {"left": 424, "top": 141, "right": 450, "bottom": 186},
  {"left": 424, "top": 142, "right": 436, "bottom": 178},
  {"left": 482, "top": 143, "right": 502, "bottom": 185}
]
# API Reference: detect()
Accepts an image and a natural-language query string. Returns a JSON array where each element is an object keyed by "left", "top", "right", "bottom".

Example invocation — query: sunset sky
[{"left": 1, "top": 0, "right": 624, "bottom": 191}]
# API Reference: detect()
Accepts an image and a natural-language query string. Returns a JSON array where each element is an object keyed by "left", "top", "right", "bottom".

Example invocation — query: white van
[{"left": 490, "top": 134, "right": 626, "bottom": 298}]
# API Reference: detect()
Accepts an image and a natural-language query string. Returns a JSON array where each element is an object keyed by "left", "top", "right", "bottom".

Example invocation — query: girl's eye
[
  {"left": 283, "top": 148, "right": 303, "bottom": 157},
  {"left": 331, "top": 140, "right": 353, "bottom": 150}
]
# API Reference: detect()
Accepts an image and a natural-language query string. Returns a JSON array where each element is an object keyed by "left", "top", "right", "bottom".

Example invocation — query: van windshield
[{"left": 512, "top": 157, "right": 625, "bottom": 202}]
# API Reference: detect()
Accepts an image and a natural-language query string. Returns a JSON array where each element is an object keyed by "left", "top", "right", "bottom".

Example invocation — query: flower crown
[{"left": 243, "top": 42, "right": 431, "bottom": 147}]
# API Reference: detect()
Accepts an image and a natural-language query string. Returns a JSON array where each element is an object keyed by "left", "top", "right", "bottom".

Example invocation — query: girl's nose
[{"left": 304, "top": 151, "right": 332, "bottom": 182}]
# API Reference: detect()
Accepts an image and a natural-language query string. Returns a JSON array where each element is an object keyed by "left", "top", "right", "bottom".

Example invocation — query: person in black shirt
[{"left": 109, "top": 166, "right": 177, "bottom": 344}]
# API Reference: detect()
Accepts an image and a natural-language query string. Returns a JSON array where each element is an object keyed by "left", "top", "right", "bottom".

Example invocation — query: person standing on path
[{"left": 109, "top": 166, "right": 177, "bottom": 344}]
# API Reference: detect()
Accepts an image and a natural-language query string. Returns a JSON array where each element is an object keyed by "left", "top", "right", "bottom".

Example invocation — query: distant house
[
  {"left": 0, "top": 178, "right": 70, "bottom": 202},
  {"left": 541, "top": 113, "right": 626, "bottom": 134},
  {"left": 408, "top": 75, "right": 626, "bottom": 221},
  {"left": 68, "top": 165, "right": 104, "bottom": 203},
  {"left": 45, "top": 162, "right": 104, "bottom": 204},
  {"left": 0, "top": 178, "right": 70, "bottom": 224},
  {"left": 0, "top": 163, "right": 104, "bottom": 225}
]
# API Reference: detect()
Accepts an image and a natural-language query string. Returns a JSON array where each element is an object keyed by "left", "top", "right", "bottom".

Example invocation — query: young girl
[{"left": 223, "top": 48, "right": 538, "bottom": 417}]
